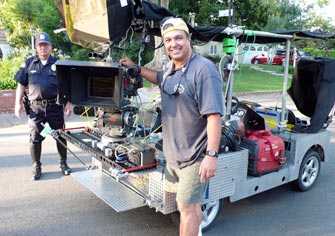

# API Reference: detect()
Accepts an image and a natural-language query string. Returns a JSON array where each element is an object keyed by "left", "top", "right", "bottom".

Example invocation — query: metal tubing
[{"left": 280, "top": 39, "right": 291, "bottom": 131}]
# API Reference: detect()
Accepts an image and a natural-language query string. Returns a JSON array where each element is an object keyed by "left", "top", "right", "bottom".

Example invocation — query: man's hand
[
  {"left": 120, "top": 58, "right": 135, "bottom": 67},
  {"left": 14, "top": 102, "right": 24, "bottom": 118},
  {"left": 199, "top": 155, "right": 218, "bottom": 183},
  {"left": 64, "top": 101, "right": 72, "bottom": 117}
]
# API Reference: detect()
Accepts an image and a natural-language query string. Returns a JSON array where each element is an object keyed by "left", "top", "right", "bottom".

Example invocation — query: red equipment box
[{"left": 241, "top": 130, "right": 286, "bottom": 176}]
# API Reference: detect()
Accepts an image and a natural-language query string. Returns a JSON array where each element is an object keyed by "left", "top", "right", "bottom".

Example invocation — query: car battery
[
  {"left": 241, "top": 130, "right": 286, "bottom": 176},
  {"left": 254, "top": 107, "right": 288, "bottom": 132}
]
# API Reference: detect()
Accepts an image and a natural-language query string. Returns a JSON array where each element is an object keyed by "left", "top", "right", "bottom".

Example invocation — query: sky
[{"left": 306, "top": 0, "right": 335, "bottom": 25}]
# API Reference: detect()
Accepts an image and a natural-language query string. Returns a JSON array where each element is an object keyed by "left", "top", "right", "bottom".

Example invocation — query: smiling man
[{"left": 120, "top": 17, "right": 224, "bottom": 236}]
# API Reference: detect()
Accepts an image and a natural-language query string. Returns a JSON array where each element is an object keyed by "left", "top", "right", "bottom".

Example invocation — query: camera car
[
  {"left": 52, "top": 53, "right": 333, "bottom": 232},
  {"left": 50, "top": 1, "right": 334, "bottom": 232}
]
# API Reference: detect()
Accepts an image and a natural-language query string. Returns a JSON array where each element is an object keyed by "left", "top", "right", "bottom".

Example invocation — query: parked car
[
  {"left": 272, "top": 50, "right": 286, "bottom": 65},
  {"left": 251, "top": 50, "right": 310, "bottom": 66},
  {"left": 250, "top": 53, "right": 268, "bottom": 64},
  {"left": 250, "top": 50, "right": 287, "bottom": 65},
  {"left": 298, "top": 50, "right": 313, "bottom": 59},
  {"left": 282, "top": 51, "right": 313, "bottom": 66}
]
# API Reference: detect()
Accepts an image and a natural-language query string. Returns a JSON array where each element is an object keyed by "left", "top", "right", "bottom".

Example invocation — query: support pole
[{"left": 280, "top": 39, "right": 291, "bottom": 131}]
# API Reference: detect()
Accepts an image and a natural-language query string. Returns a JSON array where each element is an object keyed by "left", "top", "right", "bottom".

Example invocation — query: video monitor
[
  {"left": 56, "top": 60, "right": 125, "bottom": 109},
  {"left": 89, "top": 77, "right": 115, "bottom": 98}
]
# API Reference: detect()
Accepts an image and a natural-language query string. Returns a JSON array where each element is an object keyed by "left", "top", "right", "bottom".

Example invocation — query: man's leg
[
  {"left": 28, "top": 106, "right": 45, "bottom": 181},
  {"left": 174, "top": 158, "right": 206, "bottom": 236},
  {"left": 30, "top": 142, "right": 42, "bottom": 180},
  {"left": 47, "top": 104, "right": 70, "bottom": 175},
  {"left": 178, "top": 202, "right": 202, "bottom": 236},
  {"left": 57, "top": 137, "right": 71, "bottom": 175}
]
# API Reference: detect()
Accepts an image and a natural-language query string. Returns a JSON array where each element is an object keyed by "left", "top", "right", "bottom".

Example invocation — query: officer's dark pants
[{"left": 28, "top": 103, "right": 67, "bottom": 166}]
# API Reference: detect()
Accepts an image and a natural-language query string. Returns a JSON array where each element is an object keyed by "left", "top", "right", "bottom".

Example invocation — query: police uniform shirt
[{"left": 14, "top": 55, "right": 58, "bottom": 101}]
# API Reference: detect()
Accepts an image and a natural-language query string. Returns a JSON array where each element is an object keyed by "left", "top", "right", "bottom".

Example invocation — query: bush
[
  {"left": 0, "top": 50, "right": 27, "bottom": 89},
  {"left": 0, "top": 47, "right": 73, "bottom": 90},
  {"left": 302, "top": 48, "right": 335, "bottom": 59}
]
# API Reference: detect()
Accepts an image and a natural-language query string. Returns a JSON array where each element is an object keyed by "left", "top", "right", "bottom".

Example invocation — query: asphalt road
[{"left": 1, "top": 92, "right": 335, "bottom": 236}]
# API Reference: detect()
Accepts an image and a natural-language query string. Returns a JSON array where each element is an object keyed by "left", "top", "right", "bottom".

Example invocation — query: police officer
[{"left": 14, "top": 32, "right": 72, "bottom": 180}]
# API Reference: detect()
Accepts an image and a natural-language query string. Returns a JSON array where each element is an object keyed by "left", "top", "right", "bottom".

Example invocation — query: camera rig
[{"left": 55, "top": 60, "right": 162, "bottom": 174}]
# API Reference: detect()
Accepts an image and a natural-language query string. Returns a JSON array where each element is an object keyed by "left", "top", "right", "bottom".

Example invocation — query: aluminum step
[{"left": 71, "top": 169, "right": 146, "bottom": 212}]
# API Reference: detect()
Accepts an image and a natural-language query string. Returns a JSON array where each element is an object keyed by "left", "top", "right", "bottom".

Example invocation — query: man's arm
[
  {"left": 199, "top": 113, "right": 222, "bottom": 183},
  {"left": 120, "top": 58, "right": 158, "bottom": 84},
  {"left": 15, "top": 83, "right": 26, "bottom": 118}
]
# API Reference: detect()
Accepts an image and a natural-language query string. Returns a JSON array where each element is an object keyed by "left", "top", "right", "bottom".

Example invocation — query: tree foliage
[
  {"left": 1, "top": 0, "right": 334, "bottom": 51},
  {"left": 0, "top": 0, "right": 71, "bottom": 53},
  {"left": 168, "top": 0, "right": 334, "bottom": 34}
]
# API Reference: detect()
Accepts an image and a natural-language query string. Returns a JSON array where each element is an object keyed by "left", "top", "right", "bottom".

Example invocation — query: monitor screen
[{"left": 89, "top": 77, "right": 115, "bottom": 98}]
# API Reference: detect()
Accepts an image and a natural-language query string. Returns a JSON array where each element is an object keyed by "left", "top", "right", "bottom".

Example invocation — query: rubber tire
[
  {"left": 254, "top": 60, "right": 260, "bottom": 64},
  {"left": 294, "top": 150, "right": 321, "bottom": 192},
  {"left": 201, "top": 199, "right": 224, "bottom": 232},
  {"left": 170, "top": 199, "right": 224, "bottom": 233}
]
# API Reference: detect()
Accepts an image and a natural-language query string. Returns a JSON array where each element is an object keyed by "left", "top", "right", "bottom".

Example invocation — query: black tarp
[
  {"left": 107, "top": 0, "right": 134, "bottom": 44},
  {"left": 134, "top": 1, "right": 335, "bottom": 43},
  {"left": 288, "top": 58, "right": 335, "bottom": 133},
  {"left": 57, "top": 0, "right": 335, "bottom": 47}
]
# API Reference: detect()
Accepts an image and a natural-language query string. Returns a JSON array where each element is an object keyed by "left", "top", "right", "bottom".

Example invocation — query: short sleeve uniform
[{"left": 14, "top": 55, "right": 65, "bottom": 143}]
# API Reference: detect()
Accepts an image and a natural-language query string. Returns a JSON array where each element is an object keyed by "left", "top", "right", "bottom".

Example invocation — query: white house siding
[
  {"left": 0, "top": 29, "right": 12, "bottom": 58},
  {"left": 194, "top": 42, "right": 271, "bottom": 65}
]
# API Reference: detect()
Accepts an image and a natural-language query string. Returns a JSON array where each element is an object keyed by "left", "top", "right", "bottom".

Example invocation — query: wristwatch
[{"left": 206, "top": 150, "right": 218, "bottom": 158}]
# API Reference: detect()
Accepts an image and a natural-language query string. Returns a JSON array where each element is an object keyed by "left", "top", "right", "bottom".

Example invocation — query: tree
[
  {"left": 263, "top": 0, "right": 303, "bottom": 31},
  {"left": 0, "top": 0, "right": 72, "bottom": 54}
]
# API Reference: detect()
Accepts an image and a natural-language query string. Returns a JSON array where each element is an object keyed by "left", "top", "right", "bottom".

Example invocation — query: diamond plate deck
[{"left": 71, "top": 169, "right": 146, "bottom": 212}]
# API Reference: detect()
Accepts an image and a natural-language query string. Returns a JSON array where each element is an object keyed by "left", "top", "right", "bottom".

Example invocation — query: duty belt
[{"left": 30, "top": 98, "right": 58, "bottom": 106}]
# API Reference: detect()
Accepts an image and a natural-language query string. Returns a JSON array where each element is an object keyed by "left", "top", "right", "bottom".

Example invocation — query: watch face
[
  {"left": 208, "top": 150, "right": 216, "bottom": 156},
  {"left": 207, "top": 150, "right": 218, "bottom": 157}
]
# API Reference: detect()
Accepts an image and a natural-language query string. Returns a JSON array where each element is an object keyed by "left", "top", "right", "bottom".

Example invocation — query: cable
[{"left": 221, "top": 124, "right": 238, "bottom": 151}]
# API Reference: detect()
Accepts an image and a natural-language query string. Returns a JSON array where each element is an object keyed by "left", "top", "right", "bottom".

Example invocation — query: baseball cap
[
  {"left": 35, "top": 32, "right": 51, "bottom": 45},
  {"left": 161, "top": 18, "right": 189, "bottom": 37}
]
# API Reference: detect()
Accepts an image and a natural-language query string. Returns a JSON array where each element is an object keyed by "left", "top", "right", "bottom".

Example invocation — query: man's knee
[{"left": 178, "top": 202, "right": 199, "bottom": 216}]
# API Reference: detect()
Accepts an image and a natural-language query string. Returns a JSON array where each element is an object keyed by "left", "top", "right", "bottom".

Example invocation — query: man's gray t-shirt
[{"left": 157, "top": 53, "right": 224, "bottom": 169}]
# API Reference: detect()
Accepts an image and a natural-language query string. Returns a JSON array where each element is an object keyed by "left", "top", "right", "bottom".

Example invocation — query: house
[
  {"left": 0, "top": 29, "right": 12, "bottom": 59},
  {"left": 194, "top": 41, "right": 271, "bottom": 65},
  {"left": 194, "top": 41, "right": 224, "bottom": 62}
]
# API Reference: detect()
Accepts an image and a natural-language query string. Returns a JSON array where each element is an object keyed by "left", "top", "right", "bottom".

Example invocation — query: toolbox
[{"left": 241, "top": 130, "right": 286, "bottom": 176}]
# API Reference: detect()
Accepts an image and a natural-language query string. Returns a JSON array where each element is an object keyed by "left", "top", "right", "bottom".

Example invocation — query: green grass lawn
[
  {"left": 143, "top": 64, "right": 292, "bottom": 93},
  {"left": 230, "top": 64, "right": 292, "bottom": 93}
]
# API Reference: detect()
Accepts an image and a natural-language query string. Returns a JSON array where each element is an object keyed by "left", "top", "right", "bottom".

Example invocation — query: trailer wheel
[
  {"left": 294, "top": 150, "right": 321, "bottom": 192},
  {"left": 170, "top": 199, "right": 224, "bottom": 232},
  {"left": 201, "top": 199, "right": 224, "bottom": 232}
]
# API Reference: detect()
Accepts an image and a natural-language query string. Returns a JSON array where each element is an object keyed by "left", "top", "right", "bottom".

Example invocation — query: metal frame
[{"left": 58, "top": 28, "right": 333, "bottom": 231}]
